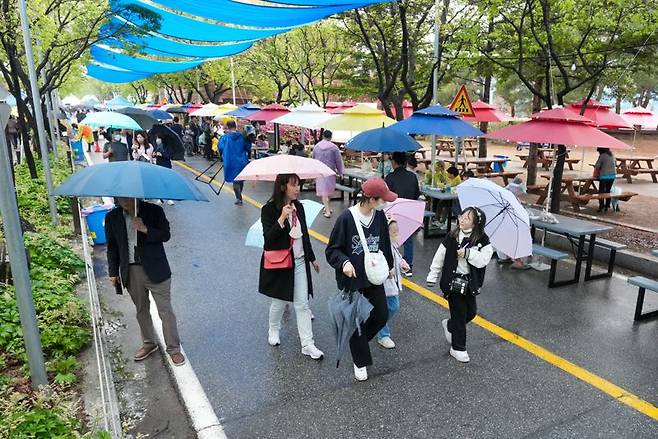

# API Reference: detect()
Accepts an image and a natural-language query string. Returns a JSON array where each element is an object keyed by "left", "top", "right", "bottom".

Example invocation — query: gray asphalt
[{"left": 112, "top": 156, "right": 658, "bottom": 438}]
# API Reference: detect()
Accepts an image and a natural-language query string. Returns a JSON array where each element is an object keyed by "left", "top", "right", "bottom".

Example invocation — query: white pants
[{"left": 269, "top": 256, "right": 314, "bottom": 347}]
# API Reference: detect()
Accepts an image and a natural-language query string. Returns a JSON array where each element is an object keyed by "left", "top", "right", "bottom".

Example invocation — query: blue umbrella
[
  {"left": 344, "top": 126, "right": 422, "bottom": 152},
  {"left": 54, "top": 161, "right": 208, "bottom": 201},
  {"left": 390, "top": 105, "right": 483, "bottom": 137},
  {"left": 80, "top": 111, "right": 142, "bottom": 130},
  {"left": 106, "top": 95, "right": 134, "bottom": 109},
  {"left": 225, "top": 102, "right": 261, "bottom": 118},
  {"left": 149, "top": 109, "right": 173, "bottom": 120}
]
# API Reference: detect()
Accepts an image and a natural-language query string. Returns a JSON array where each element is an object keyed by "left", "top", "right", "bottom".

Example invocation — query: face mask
[
  {"left": 156, "top": 139, "right": 163, "bottom": 145},
  {"left": 113, "top": 134, "right": 121, "bottom": 141},
  {"left": 374, "top": 201, "right": 386, "bottom": 211}
]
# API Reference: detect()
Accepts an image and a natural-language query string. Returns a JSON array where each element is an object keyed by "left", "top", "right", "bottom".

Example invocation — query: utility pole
[
  {"left": 18, "top": 0, "right": 58, "bottom": 225},
  {"left": 230, "top": 58, "right": 237, "bottom": 106},
  {"left": 0, "top": 102, "right": 48, "bottom": 388},
  {"left": 430, "top": 0, "right": 442, "bottom": 173}
]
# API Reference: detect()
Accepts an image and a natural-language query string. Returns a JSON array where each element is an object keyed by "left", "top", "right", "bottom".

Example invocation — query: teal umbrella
[{"left": 80, "top": 111, "right": 142, "bottom": 130}]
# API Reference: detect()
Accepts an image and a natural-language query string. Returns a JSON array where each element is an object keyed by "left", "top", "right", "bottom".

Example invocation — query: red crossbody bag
[{"left": 264, "top": 239, "right": 293, "bottom": 269}]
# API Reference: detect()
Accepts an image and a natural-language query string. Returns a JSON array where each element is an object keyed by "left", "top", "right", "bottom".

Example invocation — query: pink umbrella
[
  {"left": 483, "top": 107, "right": 631, "bottom": 149},
  {"left": 463, "top": 100, "right": 512, "bottom": 123},
  {"left": 383, "top": 198, "right": 426, "bottom": 245},
  {"left": 567, "top": 100, "right": 631, "bottom": 129},
  {"left": 621, "top": 107, "right": 658, "bottom": 129},
  {"left": 235, "top": 155, "right": 335, "bottom": 181},
  {"left": 245, "top": 103, "right": 290, "bottom": 123}
]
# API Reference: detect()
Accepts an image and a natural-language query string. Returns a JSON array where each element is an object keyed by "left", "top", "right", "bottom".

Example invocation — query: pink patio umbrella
[
  {"left": 235, "top": 154, "right": 335, "bottom": 181},
  {"left": 567, "top": 100, "right": 632, "bottom": 129},
  {"left": 621, "top": 107, "right": 658, "bottom": 130},
  {"left": 462, "top": 100, "right": 513, "bottom": 123}
]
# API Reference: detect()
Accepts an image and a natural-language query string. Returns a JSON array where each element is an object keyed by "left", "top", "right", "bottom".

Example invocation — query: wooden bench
[
  {"left": 575, "top": 191, "right": 638, "bottom": 206},
  {"left": 635, "top": 169, "right": 658, "bottom": 183},
  {"left": 477, "top": 171, "right": 522, "bottom": 186},
  {"left": 532, "top": 244, "right": 569, "bottom": 288},
  {"left": 517, "top": 155, "right": 581, "bottom": 170},
  {"left": 627, "top": 276, "right": 658, "bottom": 321},
  {"left": 334, "top": 183, "right": 360, "bottom": 205},
  {"left": 583, "top": 238, "right": 626, "bottom": 281}
]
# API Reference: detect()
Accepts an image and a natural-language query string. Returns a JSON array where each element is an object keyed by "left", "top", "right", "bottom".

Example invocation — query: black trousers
[
  {"left": 233, "top": 181, "right": 244, "bottom": 201},
  {"left": 447, "top": 292, "right": 477, "bottom": 351},
  {"left": 350, "top": 284, "right": 388, "bottom": 368},
  {"left": 598, "top": 178, "right": 614, "bottom": 209}
]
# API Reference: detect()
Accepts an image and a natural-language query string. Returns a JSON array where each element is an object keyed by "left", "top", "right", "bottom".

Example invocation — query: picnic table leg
[
  {"left": 551, "top": 235, "right": 584, "bottom": 287},
  {"left": 446, "top": 200, "right": 454, "bottom": 235},
  {"left": 573, "top": 235, "right": 586, "bottom": 282}
]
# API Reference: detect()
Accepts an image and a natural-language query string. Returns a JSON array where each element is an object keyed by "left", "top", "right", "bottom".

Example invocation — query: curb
[{"left": 148, "top": 299, "right": 227, "bottom": 439}]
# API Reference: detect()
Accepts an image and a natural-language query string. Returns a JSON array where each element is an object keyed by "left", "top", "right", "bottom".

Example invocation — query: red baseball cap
[{"left": 362, "top": 177, "right": 397, "bottom": 202}]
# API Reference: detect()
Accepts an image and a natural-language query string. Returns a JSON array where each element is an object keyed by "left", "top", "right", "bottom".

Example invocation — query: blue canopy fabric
[
  {"left": 390, "top": 106, "right": 484, "bottom": 138},
  {"left": 106, "top": 95, "right": 134, "bottom": 109},
  {"left": 90, "top": 0, "right": 392, "bottom": 83},
  {"left": 91, "top": 46, "right": 204, "bottom": 74},
  {"left": 344, "top": 126, "right": 422, "bottom": 152},
  {"left": 87, "top": 63, "right": 153, "bottom": 82},
  {"left": 142, "top": 0, "right": 377, "bottom": 28}
]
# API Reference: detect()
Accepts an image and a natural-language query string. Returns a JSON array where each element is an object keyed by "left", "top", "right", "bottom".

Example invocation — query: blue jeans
[
  {"left": 403, "top": 235, "right": 414, "bottom": 268},
  {"left": 377, "top": 295, "right": 400, "bottom": 339}
]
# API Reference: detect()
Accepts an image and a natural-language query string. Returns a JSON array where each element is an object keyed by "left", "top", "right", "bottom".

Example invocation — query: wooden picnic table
[
  {"left": 531, "top": 214, "right": 613, "bottom": 287},
  {"left": 477, "top": 171, "right": 522, "bottom": 186},
  {"left": 517, "top": 151, "right": 580, "bottom": 170},
  {"left": 437, "top": 139, "right": 478, "bottom": 157},
  {"left": 615, "top": 156, "right": 658, "bottom": 183},
  {"left": 531, "top": 175, "right": 637, "bottom": 212}
]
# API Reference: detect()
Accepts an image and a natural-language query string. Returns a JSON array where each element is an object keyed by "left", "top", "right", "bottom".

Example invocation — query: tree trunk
[{"left": 549, "top": 144, "right": 567, "bottom": 213}]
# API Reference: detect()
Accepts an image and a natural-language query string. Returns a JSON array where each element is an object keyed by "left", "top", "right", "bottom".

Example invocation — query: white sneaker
[
  {"left": 167, "top": 200, "right": 175, "bottom": 206},
  {"left": 353, "top": 364, "right": 368, "bottom": 381},
  {"left": 301, "top": 344, "right": 324, "bottom": 360},
  {"left": 450, "top": 348, "right": 470, "bottom": 363},
  {"left": 441, "top": 319, "right": 452, "bottom": 345},
  {"left": 403, "top": 271, "right": 413, "bottom": 278},
  {"left": 268, "top": 330, "right": 280, "bottom": 346},
  {"left": 377, "top": 336, "right": 396, "bottom": 349}
]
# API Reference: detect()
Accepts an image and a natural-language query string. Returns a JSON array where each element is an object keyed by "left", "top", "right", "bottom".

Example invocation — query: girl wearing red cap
[{"left": 326, "top": 177, "right": 396, "bottom": 381}]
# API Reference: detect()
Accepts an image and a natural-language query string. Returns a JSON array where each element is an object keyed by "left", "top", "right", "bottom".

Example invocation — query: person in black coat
[
  {"left": 258, "top": 174, "right": 324, "bottom": 360},
  {"left": 325, "top": 177, "right": 396, "bottom": 381},
  {"left": 105, "top": 198, "right": 185, "bottom": 366}
]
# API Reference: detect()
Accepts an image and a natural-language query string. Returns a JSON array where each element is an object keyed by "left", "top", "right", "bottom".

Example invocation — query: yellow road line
[{"left": 176, "top": 160, "right": 658, "bottom": 420}]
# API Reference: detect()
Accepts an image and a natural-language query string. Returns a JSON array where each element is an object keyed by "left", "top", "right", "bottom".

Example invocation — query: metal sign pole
[
  {"left": 0, "top": 103, "right": 47, "bottom": 388},
  {"left": 430, "top": 0, "right": 441, "bottom": 176},
  {"left": 17, "top": 0, "right": 58, "bottom": 225}
]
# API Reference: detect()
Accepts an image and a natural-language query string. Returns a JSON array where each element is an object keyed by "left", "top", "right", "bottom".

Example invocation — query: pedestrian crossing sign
[{"left": 449, "top": 85, "right": 475, "bottom": 117}]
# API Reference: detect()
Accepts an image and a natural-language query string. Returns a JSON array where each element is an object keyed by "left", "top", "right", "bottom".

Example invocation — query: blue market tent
[{"left": 87, "top": 0, "right": 393, "bottom": 83}]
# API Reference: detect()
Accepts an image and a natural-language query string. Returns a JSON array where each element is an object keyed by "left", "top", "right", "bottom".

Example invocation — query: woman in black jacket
[
  {"left": 325, "top": 177, "right": 396, "bottom": 381},
  {"left": 426, "top": 207, "right": 493, "bottom": 363},
  {"left": 259, "top": 174, "right": 324, "bottom": 360}
]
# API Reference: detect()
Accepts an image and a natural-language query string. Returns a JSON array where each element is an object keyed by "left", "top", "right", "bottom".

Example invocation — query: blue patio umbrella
[
  {"left": 149, "top": 109, "right": 173, "bottom": 120},
  {"left": 54, "top": 161, "right": 208, "bottom": 201},
  {"left": 225, "top": 102, "right": 261, "bottom": 118},
  {"left": 344, "top": 126, "right": 422, "bottom": 152},
  {"left": 106, "top": 95, "right": 133, "bottom": 109},
  {"left": 390, "top": 105, "right": 484, "bottom": 137},
  {"left": 80, "top": 111, "right": 142, "bottom": 130}
]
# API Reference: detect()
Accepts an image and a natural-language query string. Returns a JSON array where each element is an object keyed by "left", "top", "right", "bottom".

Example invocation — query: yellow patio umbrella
[{"left": 320, "top": 104, "right": 396, "bottom": 132}]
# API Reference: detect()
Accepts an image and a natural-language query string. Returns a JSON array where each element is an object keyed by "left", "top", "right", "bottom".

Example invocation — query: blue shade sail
[
  {"left": 104, "top": 34, "right": 252, "bottom": 59},
  {"left": 87, "top": 63, "right": 153, "bottom": 82},
  {"left": 116, "top": 1, "right": 292, "bottom": 42},
  {"left": 267, "top": 0, "right": 390, "bottom": 5},
  {"left": 133, "top": 0, "right": 374, "bottom": 28},
  {"left": 91, "top": 46, "right": 204, "bottom": 74}
]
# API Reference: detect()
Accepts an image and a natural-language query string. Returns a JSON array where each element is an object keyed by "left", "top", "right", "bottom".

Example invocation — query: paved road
[{"left": 111, "top": 156, "right": 658, "bottom": 437}]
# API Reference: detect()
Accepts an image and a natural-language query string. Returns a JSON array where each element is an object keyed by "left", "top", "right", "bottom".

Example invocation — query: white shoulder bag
[{"left": 350, "top": 209, "right": 389, "bottom": 286}]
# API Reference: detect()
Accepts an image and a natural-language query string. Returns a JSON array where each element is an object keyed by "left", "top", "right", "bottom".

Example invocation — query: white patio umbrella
[
  {"left": 271, "top": 103, "right": 336, "bottom": 129},
  {"left": 62, "top": 95, "right": 81, "bottom": 106},
  {"left": 457, "top": 178, "right": 532, "bottom": 259},
  {"left": 189, "top": 103, "right": 219, "bottom": 117}
]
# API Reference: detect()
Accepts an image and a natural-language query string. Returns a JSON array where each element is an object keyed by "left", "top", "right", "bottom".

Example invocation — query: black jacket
[
  {"left": 385, "top": 167, "right": 420, "bottom": 200},
  {"left": 440, "top": 233, "right": 490, "bottom": 296},
  {"left": 105, "top": 201, "right": 172, "bottom": 287},
  {"left": 258, "top": 200, "right": 316, "bottom": 302},
  {"left": 326, "top": 207, "right": 394, "bottom": 292}
]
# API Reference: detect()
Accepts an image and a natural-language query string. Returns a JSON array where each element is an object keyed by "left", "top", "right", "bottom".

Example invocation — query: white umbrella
[
  {"left": 271, "top": 103, "right": 336, "bottom": 129},
  {"left": 189, "top": 103, "right": 219, "bottom": 117},
  {"left": 62, "top": 95, "right": 81, "bottom": 106},
  {"left": 457, "top": 178, "right": 532, "bottom": 259}
]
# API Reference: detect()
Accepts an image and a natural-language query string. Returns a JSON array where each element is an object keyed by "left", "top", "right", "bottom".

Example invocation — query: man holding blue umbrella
[{"left": 105, "top": 197, "right": 185, "bottom": 366}]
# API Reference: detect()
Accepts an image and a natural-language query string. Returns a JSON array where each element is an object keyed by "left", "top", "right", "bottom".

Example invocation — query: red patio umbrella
[
  {"left": 567, "top": 100, "right": 631, "bottom": 129},
  {"left": 621, "top": 107, "right": 658, "bottom": 129},
  {"left": 462, "top": 100, "right": 512, "bottom": 123},
  {"left": 326, "top": 101, "right": 357, "bottom": 114},
  {"left": 245, "top": 103, "right": 290, "bottom": 122},
  {"left": 483, "top": 107, "right": 630, "bottom": 149}
]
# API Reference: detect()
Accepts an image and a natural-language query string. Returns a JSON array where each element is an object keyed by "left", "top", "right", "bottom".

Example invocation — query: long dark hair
[
  {"left": 597, "top": 147, "right": 612, "bottom": 156},
  {"left": 135, "top": 131, "right": 151, "bottom": 149},
  {"left": 450, "top": 206, "right": 487, "bottom": 245},
  {"left": 270, "top": 173, "right": 300, "bottom": 209}
]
